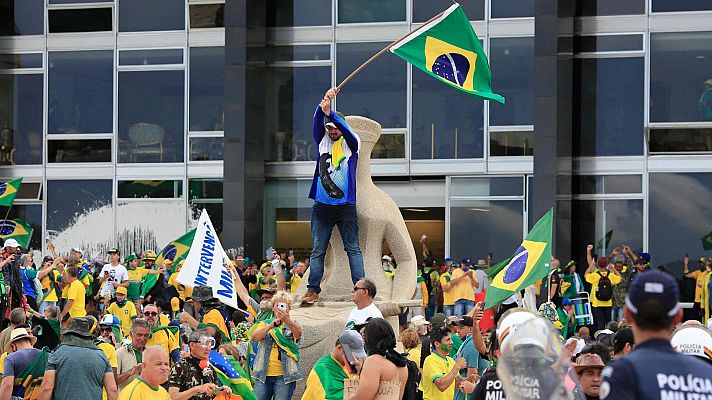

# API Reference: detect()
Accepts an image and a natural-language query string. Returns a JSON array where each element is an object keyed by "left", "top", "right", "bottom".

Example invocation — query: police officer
[{"left": 601, "top": 270, "right": 712, "bottom": 399}]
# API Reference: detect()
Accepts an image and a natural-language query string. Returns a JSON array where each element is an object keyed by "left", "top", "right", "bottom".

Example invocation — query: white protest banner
[{"left": 176, "top": 209, "right": 238, "bottom": 309}]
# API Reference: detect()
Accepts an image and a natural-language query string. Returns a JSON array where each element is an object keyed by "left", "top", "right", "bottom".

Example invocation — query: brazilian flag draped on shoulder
[
  {"left": 302, "top": 354, "right": 353, "bottom": 400},
  {"left": 0, "top": 218, "right": 33, "bottom": 248},
  {"left": 209, "top": 350, "right": 257, "bottom": 400},
  {"left": 0, "top": 178, "right": 22, "bottom": 207},
  {"left": 484, "top": 208, "right": 554, "bottom": 310},
  {"left": 156, "top": 228, "right": 196, "bottom": 273},
  {"left": 389, "top": 4, "right": 504, "bottom": 103}
]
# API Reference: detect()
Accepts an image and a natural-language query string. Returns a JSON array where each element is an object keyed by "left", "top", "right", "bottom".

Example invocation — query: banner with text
[{"left": 177, "top": 209, "right": 237, "bottom": 309}]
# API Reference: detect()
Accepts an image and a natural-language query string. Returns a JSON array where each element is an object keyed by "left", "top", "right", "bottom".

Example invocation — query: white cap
[
  {"left": 671, "top": 325, "right": 712, "bottom": 362},
  {"left": 382, "top": 255, "right": 392, "bottom": 262},
  {"left": 410, "top": 315, "right": 430, "bottom": 328},
  {"left": 3, "top": 239, "right": 19, "bottom": 248},
  {"left": 71, "top": 247, "right": 83, "bottom": 254},
  {"left": 496, "top": 308, "right": 538, "bottom": 352},
  {"left": 565, "top": 337, "right": 586, "bottom": 357}
]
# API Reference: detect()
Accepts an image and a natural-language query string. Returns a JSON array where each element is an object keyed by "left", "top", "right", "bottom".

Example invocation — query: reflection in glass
[
  {"left": 574, "top": 58, "right": 644, "bottom": 156},
  {"left": 653, "top": 0, "right": 712, "bottom": 12},
  {"left": 372, "top": 134, "right": 405, "bottom": 159},
  {"left": 50, "top": 0, "right": 111, "bottom": 3},
  {"left": 189, "top": 179, "right": 223, "bottom": 234},
  {"left": 0, "top": 0, "right": 44, "bottom": 36},
  {"left": 119, "top": 50, "right": 183, "bottom": 66},
  {"left": 48, "top": 139, "right": 111, "bottom": 163},
  {"left": 118, "top": 180, "right": 183, "bottom": 198},
  {"left": 412, "top": 68, "right": 483, "bottom": 159},
  {"left": 338, "top": 0, "right": 406, "bottom": 23},
  {"left": 651, "top": 32, "right": 712, "bottom": 123},
  {"left": 491, "top": 0, "right": 534, "bottom": 18},
  {"left": 267, "top": 0, "right": 331, "bottom": 27},
  {"left": 650, "top": 128, "right": 712, "bottom": 153},
  {"left": 49, "top": 51, "right": 113, "bottom": 134},
  {"left": 575, "top": 0, "right": 645, "bottom": 16},
  {"left": 189, "top": 4, "right": 225, "bottom": 28},
  {"left": 266, "top": 66, "right": 331, "bottom": 161},
  {"left": 449, "top": 200, "right": 523, "bottom": 262},
  {"left": 47, "top": 180, "right": 112, "bottom": 233},
  {"left": 119, "top": 70, "right": 184, "bottom": 163},
  {"left": 7, "top": 205, "right": 42, "bottom": 250},
  {"left": 119, "top": 0, "right": 184, "bottom": 32},
  {"left": 190, "top": 137, "right": 223, "bottom": 161},
  {"left": 490, "top": 131, "right": 533, "bottom": 156},
  {"left": 574, "top": 35, "right": 643, "bottom": 53},
  {"left": 267, "top": 45, "right": 331, "bottom": 62},
  {"left": 573, "top": 175, "right": 642, "bottom": 194},
  {"left": 0, "top": 74, "right": 43, "bottom": 165},
  {"left": 650, "top": 173, "right": 712, "bottom": 274},
  {"left": 413, "top": 0, "right": 484, "bottom": 21},
  {"left": 490, "top": 37, "right": 534, "bottom": 126},
  {"left": 48, "top": 8, "right": 113, "bottom": 33},
  {"left": 0, "top": 54, "right": 42, "bottom": 69},
  {"left": 571, "top": 200, "right": 643, "bottom": 264},
  {"left": 190, "top": 47, "right": 224, "bottom": 132},
  {"left": 450, "top": 177, "right": 523, "bottom": 197},
  {"left": 337, "top": 43, "right": 406, "bottom": 129}
]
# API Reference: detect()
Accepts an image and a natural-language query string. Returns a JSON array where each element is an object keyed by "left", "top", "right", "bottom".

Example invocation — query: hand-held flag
[
  {"left": 0, "top": 178, "right": 22, "bottom": 207},
  {"left": 0, "top": 218, "right": 33, "bottom": 248}
]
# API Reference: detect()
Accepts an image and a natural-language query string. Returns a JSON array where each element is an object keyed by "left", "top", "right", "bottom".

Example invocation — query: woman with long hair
[{"left": 356, "top": 318, "right": 409, "bottom": 400}]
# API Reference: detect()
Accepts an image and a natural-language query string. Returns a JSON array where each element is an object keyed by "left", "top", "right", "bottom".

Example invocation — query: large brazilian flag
[
  {"left": 389, "top": 4, "right": 504, "bottom": 103},
  {"left": 0, "top": 218, "right": 33, "bottom": 248},
  {"left": 0, "top": 178, "right": 22, "bottom": 207},
  {"left": 484, "top": 208, "right": 554, "bottom": 310},
  {"left": 155, "top": 228, "right": 196, "bottom": 273}
]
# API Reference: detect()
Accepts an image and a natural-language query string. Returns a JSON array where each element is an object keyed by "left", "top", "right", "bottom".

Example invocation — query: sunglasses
[
  {"left": 352, "top": 286, "right": 367, "bottom": 293},
  {"left": 100, "top": 327, "right": 112, "bottom": 332},
  {"left": 144, "top": 311, "right": 158, "bottom": 316}
]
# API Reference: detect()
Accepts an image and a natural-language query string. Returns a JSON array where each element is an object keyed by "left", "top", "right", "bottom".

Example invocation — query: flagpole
[{"left": 336, "top": 9, "right": 447, "bottom": 90}]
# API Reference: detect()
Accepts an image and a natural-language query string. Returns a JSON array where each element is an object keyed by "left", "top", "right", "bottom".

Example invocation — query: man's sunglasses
[
  {"left": 144, "top": 311, "right": 158, "bottom": 316},
  {"left": 352, "top": 286, "right": 366, "bottom": 293}
]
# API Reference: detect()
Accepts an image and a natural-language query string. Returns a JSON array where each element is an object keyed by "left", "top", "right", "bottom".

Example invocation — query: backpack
[
  {"left": 401, "top": 355, "right": 423, "bottom": 400},
  {"left": 596, "top": 272, "right": 613, "bottom": 301}
]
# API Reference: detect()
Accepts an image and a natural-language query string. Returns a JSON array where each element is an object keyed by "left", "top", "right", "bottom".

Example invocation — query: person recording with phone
[
  {"left": 1, "top": 239, "right": 24, "bottom": 311},
  {"left": 302, "top": 330, "right": 366, "bottom": 400},
  {"left": 250, "top": 290, "right": 303, "bottom": 400}
]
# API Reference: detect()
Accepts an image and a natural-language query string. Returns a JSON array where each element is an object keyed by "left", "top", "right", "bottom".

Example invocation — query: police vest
[{"left": 474, "top": 368, "right": 507, "bottom": 400}]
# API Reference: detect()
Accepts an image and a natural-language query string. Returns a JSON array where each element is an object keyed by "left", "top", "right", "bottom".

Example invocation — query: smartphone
[
  {"left": 277, "top": 303, "right": 287, "bottom": 312},
  {"left": 343, "top": 351, "right": 358, "bottom": 374},
  {"left": 265, "top": 247, "right": 275, "bottom": 260},
  {"left": 289, "top": 250, "right": 294, "bottom": 257}
]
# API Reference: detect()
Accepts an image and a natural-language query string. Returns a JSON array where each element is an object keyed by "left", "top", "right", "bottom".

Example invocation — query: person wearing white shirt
[
  {"left": 346, "top": 278, "right": 383, "bottom": 329},
  {"left": 99, "top": 248, "right": 129, "bottom": 310}
]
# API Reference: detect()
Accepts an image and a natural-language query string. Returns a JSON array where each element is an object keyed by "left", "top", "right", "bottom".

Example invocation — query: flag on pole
[
  {"left": 0, "top": 218, "right": 33, "bottom": 248},
  {"left": 702, "top": 230, "right": 712, "bottom": 251},
  {"left": 597, "top": 230, "right": 614, "bottom": 252},
  {"left": 0, "top": 178, "right": 22, "bottom": 207},
  {"left": 389, "top": 4, "right": 504, "bottom": 103},
  {"left": 155, "top": 228, "right": 197, "bottom": 273},
  {"left": 484, "top": 208, "right": 554, "bottom": 310}
]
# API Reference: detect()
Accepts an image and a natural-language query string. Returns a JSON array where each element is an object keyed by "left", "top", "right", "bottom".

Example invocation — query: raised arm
[{"left": 585, "top": 245, "right": 595, "bottom": 274}]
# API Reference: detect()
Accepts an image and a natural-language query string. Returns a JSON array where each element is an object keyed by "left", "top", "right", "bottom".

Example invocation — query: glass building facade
[{"left": 2, "top": 0, "right": 712, "bottom": 274}]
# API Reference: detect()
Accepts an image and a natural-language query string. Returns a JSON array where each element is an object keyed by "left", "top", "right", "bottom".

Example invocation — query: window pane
[
  {"left": 0, "top": 0, "right": 44, "bottom": 36},
  {"left": 47, "top": 180, "right": 112, "bottom": 235},
  {"left": 48, "top": 8, "right": 113, "bottom": 33},
  {"left": 412, "top": 68, "right": 483, "bottom": 159},
  {"left": 48, "top": 139, "right": 111, "bottom": 163},
  {"left": 372, "top": 134, "right": 405, "bottom": 159},
  {"left": 574, "top": 35, "right": 644, "bottom": 53},
  {"left": 490, "top": 37, "right": 534, "bottom": 126},
  {"left": 116, "top": 200, "right": 187, "bottom": 252},
  {"left": 574, "top": 57, "right": 644, "bottom": 156},
  {"left": 575, "top": 0, "right": 645, "bottom": 16},
  {"left": 651, "top": 32, "right": 712, "bottom": 123},
  {"left": 49, "top": 51, "right": 113, "bottom": 134},
  {"left": 6, "top": 205, "right": 42, "bottom": 250},
  {"left": 267, "top": 66, "right": 331, "bottom": 161},
  {"left": 189, "top": 4, "right": 225, "bottom": 28},
  {"left": 449, "top": 200, "right": 523, "bottom": 261},
  {"left": 491, "top": 0, "right": 534, "bottom": 18},
  {"left": 118, "top": 180, "right": 183, "bottom": 198},
  {"left": 50, "top": 0, "right": 111, "bottom": 3},
  {"left": 119, "top": 0, "right": 184, "bottom": 32},
  {"left": 190, "top": 202, "right": 223, "bottom": 234},
  {"left": 650, "top": 173, "right": 712, "bottom": 274},
  {"left": 413, "top": 0, "right": 484, "bottom": 22},
  {"left": 190, "top": 137, "right": 223, "bottom": 161},
  {"left": 189, "top": 179, "right": 223, "bottom": 199},
  {"left": 267, "top": 0, "right": 331, "bottom": 27},
  {"left": 490, "top": 131, "right": 533, "bottom": 156},
  {"left": 650, "top": 128, "right": 712, "bottom": 152},
  {"left": 573, "top": 175, "right": 642, "bottom": 194},
  {"left": 571, "top": 199, "right": 643, "bottom": 262},
  {"left": 189, "top": 47, "right": 224, "bottom": 132},
  {"left": 653, "top": 0, "right": 712, "bottom": 12},
  {"left": 337, "top": 43, "right": 406, "bottom": 129},
  {"left": 119, "top": 49, "right": 183, "bottom": 66},
  {"left": 0, "top": 74, "right": 43, "bottom": 165},
  {"left": 267, "top": 45, "right": 331, "bottom": 62},
  {"left": 338, "top": 0, "right": 406, "bottom": 23},
  {"left": 119, "top": 70, "right": 185, "bottom": 163},
  {"left": 16, "top": 183, "right": 42, "bottom": 200},
  {"left": 0, "top": 54, "right": 42, "bottom": 69},
  {"left": 451, "top": 177, "right": 523, "bottom": 197}
]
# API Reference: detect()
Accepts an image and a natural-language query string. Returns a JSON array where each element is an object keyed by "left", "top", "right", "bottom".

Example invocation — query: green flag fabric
[
  {"left": 156, "top": 228, "right": 196, "bottom": 273},
  {"left": 597, "top": 230, "right": 614, "bottom": 252},
  {"left": 389, "top": 4, "right": 504, "bottom": 103},
  {"left": 0, "top": 218, "right": 33, "bottom": 248},
  {"left": 484, "top": 208, "right": 554, "bottom": 310},
  {"left": 140, "top": 273, "right": 159, "bottom": 299},
  {"left": 210, "top": 352, "right": 257, "bottom": 400},
  {"left": 0, "top": 178, "right": 22, "bottom": 207},
  {"left": 703, "top": 231, "right": 712, "bottom": 251}
]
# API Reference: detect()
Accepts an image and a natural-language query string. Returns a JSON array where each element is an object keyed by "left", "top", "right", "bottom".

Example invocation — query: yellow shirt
[
  {"left": 420, "top": 353, "right": 456, "bottom": 400},
  {"left": 451, "top": 268, "right": 476, "bottom": 302},
  {"left": 289, "top": 274, "right": 302, "bottom": 294},
  {"left": 0, "top": 352, "right": 7, "bottom": 374},
  {"left": 406, "top": 347, "right": 422, "bottom": 366},
  {"left": 146, "top": 328, "right": 179, "bottom": 362},
  {"left": 694, "top": 270, "right": 710, "bottom": 303},
  {"left": 159, "top": 313, "right": 170, "bottom": 327},
  {"left": 98, "top": 341, "right": 118, "bottom": 400},
  {"left": 127, "top": 267, "right": 149, "bottom": 282},
  {"left": 66, "top": 279, "right": 86, "bottom": 318},
  {"left": 584, "top": 270, "right": 622, "bottom": 307},
  {"left": 439, "top": 273, "right": 456, "bottom": 306},
  {"left": 253, "top": 321, "right": 285, "bottom": 376},
  {"left": 119, "top": 377, "right": 171, "bottom": 400},
  {"left": 42, "top": 270, "right": 61, "bottom": 303},
  {"left": 107, "top": 301, "right": 137, "bottom": 335}
]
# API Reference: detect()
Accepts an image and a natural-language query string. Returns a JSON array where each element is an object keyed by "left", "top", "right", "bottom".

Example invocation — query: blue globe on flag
[
  {"left": 431, "top": 53, "right": 470, "bottom": 87},
  {"left": 0, "top": 220, "right": 16, "bottom": 236},
  {"left": 502, "top": 246, "right": 529, "bottom": 284},
  {"left": 161, "top": 244, "right": 178, "bottom": 262}
]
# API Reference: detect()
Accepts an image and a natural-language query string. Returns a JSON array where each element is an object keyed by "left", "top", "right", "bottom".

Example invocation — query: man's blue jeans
[
  {"left": 454, "top": 299, "right": 474, "bottom": 317},
  {"left": 253, "top": 376, "right": 295, "bottom": 400},
  {"left": 308, "top": 202, "right": 365, "bottom": 293},
  {"left": 443, "top": 305, "right": 455, "bottom": 317}
]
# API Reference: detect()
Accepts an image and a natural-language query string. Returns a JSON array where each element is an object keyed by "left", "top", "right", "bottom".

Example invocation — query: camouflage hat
[{"left": 192, "top": 286, "right": 214, "bottom": 302}]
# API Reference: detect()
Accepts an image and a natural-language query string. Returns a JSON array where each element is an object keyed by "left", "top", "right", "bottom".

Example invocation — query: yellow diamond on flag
[
  {"left": 490, "top": 240, "right": 548, "bottom": 292},
  {"left": 425, "top": 36, "right": 478, "bottom": 91}
]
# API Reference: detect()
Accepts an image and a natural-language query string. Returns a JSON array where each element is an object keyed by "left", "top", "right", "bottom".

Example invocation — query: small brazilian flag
[
  {"left": 389, "top": 4, "right": 504, "bottom": 103},
  {"left": 155, "top": 228, "right": 196, "bottom": 273},
  {"left": 702, "top": 231, "right": 712, "bottom": 251},
  {"left": 0, "top": 218, "right": 33, "bottom": 248},
  {"left": 0, "top": 178, "right": 22, "bottom": 207},
  {"left": 484, "top": 208, "right": 553, "bottom": 310}
]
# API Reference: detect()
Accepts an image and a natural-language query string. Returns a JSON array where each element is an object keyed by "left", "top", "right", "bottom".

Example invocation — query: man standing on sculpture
[{"left": 303, "top": 87, "right": 364, "bottom": 304}]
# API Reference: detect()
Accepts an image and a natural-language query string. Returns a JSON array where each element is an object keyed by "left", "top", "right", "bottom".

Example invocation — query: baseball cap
[
  {"left": 99, "top": 314, "right": 120, "bottom": 326},
  {"left": 562, "top": 298, "right": 572, "bottom": 307},
  {"left": 115, "top": 287, "right": 127, "bottom": 296},
  {"left": 430, "top": 313, "right": 448, "bottom": 330},
  {"left": 71, "top": 247, "right": 83, "bottom": 254},
  {"left": 625, "top": 269, "right": 680, "bottom": 318},
  {"left": 42, "top": 255, "right": 54, "bottom": 263},
  {"left": 597, "top": 257, "right": 609, "bottom": 268},
  {"left": 443, "top": 257, "right": 453, "bottom": 265},
  {"left": 635, "top": 257, "right": 647, "bottom": 265},
  {"left": 107, "top": 247, "right": 119, "bottom": 254},
  {"left": 458, "top": 316, "right": 473, "bottom": 327},
  {"left": 410, "top": 315, "right": 430, "bottom": 328},
  {"left": 461, "top": 258, "right": 472, "bottom": 266},
  {"left": 126, "top": 253, "right": 137, "bottom": 262},
  {"left": 324, "top": 111, "right": 345, "bottom": 128},
  {"left": 338, "top": 330, "right": 367, "bottom": 359},
  {"left": 614, "top": 327, "right": 634, "bottom": 348},
  {"left": 3, "top": 239, "right": 20, "bottom": 248}
]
